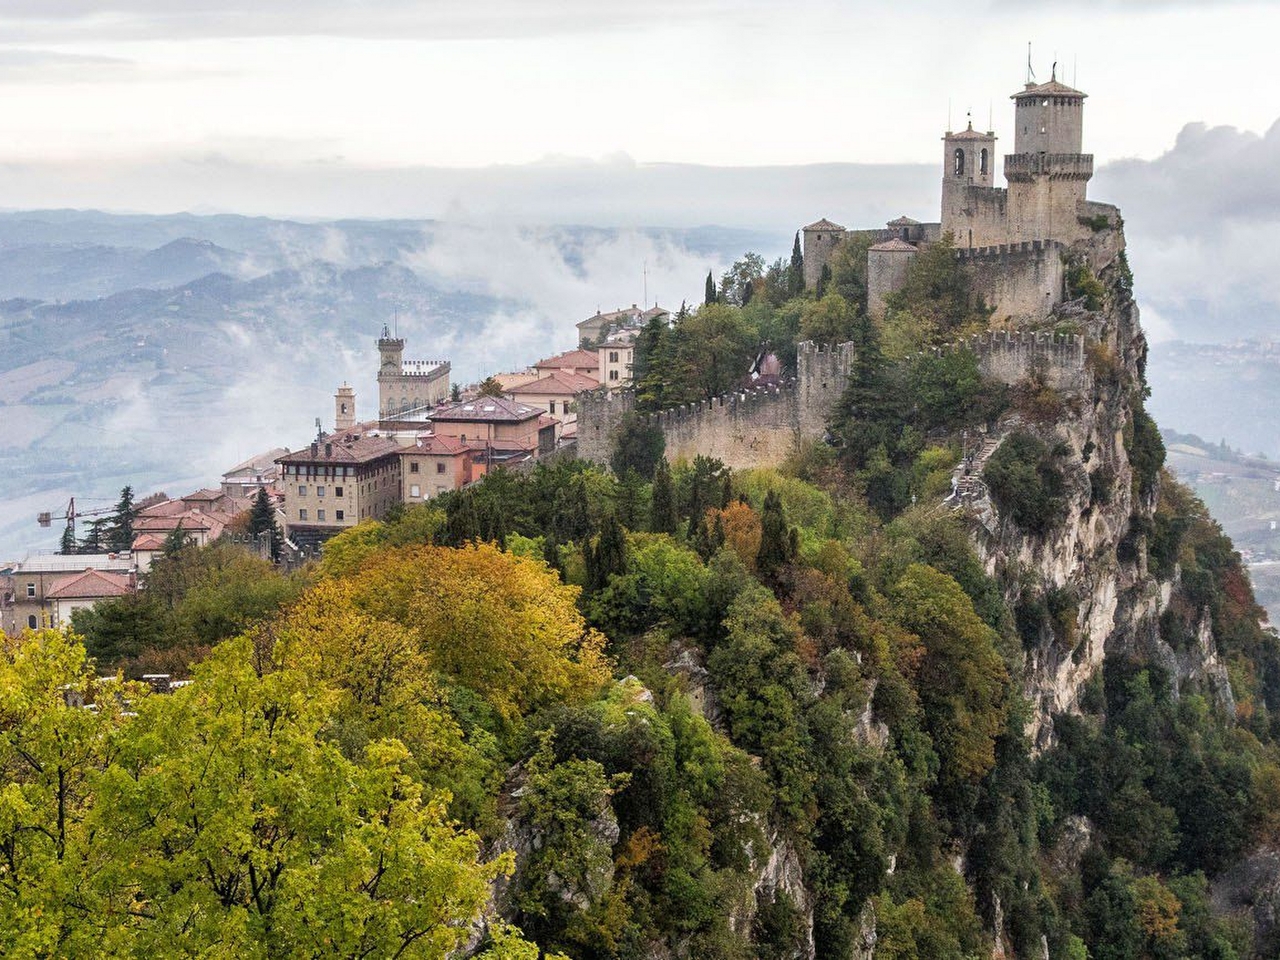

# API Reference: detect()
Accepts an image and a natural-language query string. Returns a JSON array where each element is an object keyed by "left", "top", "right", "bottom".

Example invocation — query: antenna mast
[{"left": 1027, "top": 42, "right": 1035, "bottom": 84}]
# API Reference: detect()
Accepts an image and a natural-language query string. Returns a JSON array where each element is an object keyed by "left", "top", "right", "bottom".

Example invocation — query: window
[
  {"left": 436, "top": 462, "right": 446, "bottom": 474},
  {"left": 316, "top": 486, "right": 325, "bottom": 497},
  {"left": 548, "top": 400, "right": 556, "bottom": 415},
  {"left": 299, "top": 508, "right": 308, "bottom": 521},
  {"left": 953, "top": 147, "right": 965, "bottom": 176},
  {"left": 28, "top": 615, "right": 37, "bottom": 629},
  {"left": 336, "top": 509, "right": 344, "bottom": 520},
  {"left": 317, "top": 509, "right": 326, "bottom": 522},
  {"left": 980, "top": 148, "right": 988, "bottom": 175},
  {"left": 335, "top": 486, "right": 343, "bottom": 497},
  {"left": 609, "top": 351, "right": 619, "bottom": 362},
  {"left": 298, "top": 485, "right": 307, "bottom": 497},
  {"left": 609, "top": 370, "right": 619, "bottom": 381},
  {"left": 410, "top": 484, "right": 421, "bottom": 498},
  {"left": 410, "top": 461, "right": 420, "bottom": 473},
  {"left": 26, "top": 582, "right": 35, "bottom": 598}
]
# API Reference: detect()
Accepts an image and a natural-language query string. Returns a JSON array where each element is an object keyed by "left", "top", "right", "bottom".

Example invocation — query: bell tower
[
  {"left": 334, "top": 383, "right": 355, "bottom": 431},
  {"left": 940, "top": 119, "right": 998, "bottom": 248}
]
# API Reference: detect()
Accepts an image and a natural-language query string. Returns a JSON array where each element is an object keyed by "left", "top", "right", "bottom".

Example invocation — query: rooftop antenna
[
  {"left": 314, "top": 417, "right": 323, "bottom": 439},
  {"left": 1051, "top": 57, "right": 1057, "bottom": 82},
  {"left": 392, "top": 305, "right": 398, "bottom": 338},
  {"left": 1027, "top": 42, "right": 1036, "bottom": 84}
]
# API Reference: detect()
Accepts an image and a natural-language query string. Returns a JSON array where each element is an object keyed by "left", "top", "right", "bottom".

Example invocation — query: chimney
[
  {"left": 325, "top": 442, "right": 332, "bottom": 457},
  {"left": 311, "top": 442, "right": 318, "bottom": 457}
]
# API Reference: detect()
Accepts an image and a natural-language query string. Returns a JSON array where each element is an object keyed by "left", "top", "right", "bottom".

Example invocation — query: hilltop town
[{"left": 2, "top": 68, "right": 1130, "bottom": 633}]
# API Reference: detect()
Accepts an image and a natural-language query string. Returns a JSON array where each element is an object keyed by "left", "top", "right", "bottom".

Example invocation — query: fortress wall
[
  {"left": 576, "top": 388, "right": 637, "bottom": 465},
  {"left": 803, "top": 228, "right": 845, "bottom": 289},
  {"left": 379, "top": 362, "right": 452, "bottom": 417},
  {"left": 648, "top": 387, "right": 801, "bottom": 470},
  {"left": 920, "top": 331, "right": 1089, "bottom": 392},
  {"left": 867, "top": 247, "right": 916, "bottom": 318},
  {"left": 957, "top": 240, "right": 1065, "bottom": 320},
  {"left": 1006, "top": 178, "right": 1089, "bottom": 246},
  {"left": 576, "top": 341, "right": 854, "bottom": 470}
]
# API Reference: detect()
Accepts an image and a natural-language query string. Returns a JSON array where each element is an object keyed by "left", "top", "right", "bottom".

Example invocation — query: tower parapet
[{"left": 374, "top": 324, "right": 451, "bottom": 419}]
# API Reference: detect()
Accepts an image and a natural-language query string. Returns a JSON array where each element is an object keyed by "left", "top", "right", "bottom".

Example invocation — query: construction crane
[{"left": 37, "top": 497, "right": 117, "bottom": 548}]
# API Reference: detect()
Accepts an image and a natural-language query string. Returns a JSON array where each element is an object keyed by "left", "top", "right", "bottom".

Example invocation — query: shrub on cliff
[{"left": 983, "top": 432, "right": 1068, "bottom": 534}]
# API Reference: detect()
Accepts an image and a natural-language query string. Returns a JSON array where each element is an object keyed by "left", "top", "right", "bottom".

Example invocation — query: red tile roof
[
  {"left": 131, "top": 533, "right": 168, "bottom": 551},
  {"left": 46, "top": 569, "right": 133, "bottom": 600},
  {"left": 535, "top": 348, "right": 600, "bottom": 371},
  {"left": 430, "top": 396, "right": 543, "bottom": 424},
  {"left": 410, "top": 434, "right": 471, "bottom": 456},
  {"left": 277, "top": 434, "right": 401, "bottom": 466},
  {"left": 511, "top": 371, "right": 599, "bottom": 395}
]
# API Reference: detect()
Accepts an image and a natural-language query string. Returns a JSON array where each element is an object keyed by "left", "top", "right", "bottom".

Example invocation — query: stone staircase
[{"left": 946, "top": 434, "right": 1004, "bottom": 506}]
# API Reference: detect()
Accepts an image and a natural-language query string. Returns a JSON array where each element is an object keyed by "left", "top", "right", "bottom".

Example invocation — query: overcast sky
[{"left": 1, "top": 0, "right": 1278, "bottom": 217}]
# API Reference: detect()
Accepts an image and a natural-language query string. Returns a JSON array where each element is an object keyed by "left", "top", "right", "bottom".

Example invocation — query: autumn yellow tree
[{"left": 340, "top": 543, "right": 611, "bottom": 722}]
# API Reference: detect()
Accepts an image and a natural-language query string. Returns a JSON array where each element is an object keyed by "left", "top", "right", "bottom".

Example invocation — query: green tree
[
  {"left": 789, "top": 232, "right": 804, "bottom": 298},
  {"left": 757, "top": 490, "right": 794, "bottom": 586},
  {"left": 478, "top": 375, "right": 506, "bottom": 397},
  {"left": 650, "top": 458, "right": 677, "bottom": 534},
  {"left": 248, "top": 486, "right": 282, "bottom": 561},
  {"left": 799, "top": 292, "right": 855, "bottom": 345},
  {"left": 610, "top": 413, "right": 665, "bottom": 480},
  {"left": 720, "top": 252, "right": 765, "bottom": 307},
  {"left": 104, "top": 485, "right": 137, "bottom": 552},
  {"left": 58, "top": 521, "right": 78, "bottom": 556},
  {"left": 704, "top": 270, "right": 717, "bottom": 306}
]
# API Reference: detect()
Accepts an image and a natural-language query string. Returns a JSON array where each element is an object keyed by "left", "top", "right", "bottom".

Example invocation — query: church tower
[
  {"left": 940, "top": 119, "right": 999, "bottom": 248},
  {"left": 334, "top": 383, "right": 355, "bottom": 432},
  {"left": 1004, "top": 70, "right": 1093, "bottom": 243}
]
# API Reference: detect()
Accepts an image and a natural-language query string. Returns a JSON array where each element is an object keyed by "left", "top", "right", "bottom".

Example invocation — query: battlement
[
  {"left": 378, "top": 360, "right": 451, "bottom": 381},
  {"left": 1003, "top": 153, "right": 1094, "bottom": 182},
  {"left": 955, "top": 238, "right": 1065, "bottom": 260},
  {"left": 913, "top": 330, "right": 1089, "bottom": 392},
  {"left": 639, "top": 379, "right": 798, "bottom": 430}
]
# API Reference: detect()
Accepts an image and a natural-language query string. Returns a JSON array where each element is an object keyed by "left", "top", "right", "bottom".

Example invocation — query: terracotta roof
[
  {"left": 887, "top": 216, "right": 921, "bottom": 226},
  {"left": 512, "top": 372, "right": 600, "bottom": 395},
  {"left": 131, "top": 533, "right": 168, "bottom": 551},
  {"left": 536, "top": 348, "right": 600, "bottom": 370},
  {"left": 46, "top": 569, "right": 133, "bottom": 601},
  {"left": 277, "top": 434, "right": 401, "bottom": 466},
  {"left": 410, "top": 434, "right": 471, "bottom": 456},
  {"left": 184, "top": 488, "right": 225, "bottom": 502},
  {"left": 133, "top": 511, "right": 219, "bottom": 532},
  {"left": 803, "top": 218, "right": 845, "bottom": 231},
  {"left": 869, "top": 238, "right": 918, "bottom": 253},
  {"left": 1013, "top": 79, "right": 1086, "bottom": 100},
  {"left": 430, "top": 396, "right": 543, "bottom": 424}
]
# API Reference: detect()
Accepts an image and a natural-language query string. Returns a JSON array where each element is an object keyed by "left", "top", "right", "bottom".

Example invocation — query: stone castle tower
[
  {"left": 376, "top": 325, "right": 451, "bottom": 419},
  {"left": 801, "top": 62, "right": 1114, "bottom": 321}
]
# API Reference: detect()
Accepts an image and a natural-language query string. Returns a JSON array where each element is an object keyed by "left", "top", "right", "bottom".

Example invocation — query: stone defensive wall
[
  {"left": 576, "top": 341, "right": 855, "bottom": 470},
  {"left": 955, "top": 239, "right": 1066, "bottom": 321},
  {"left": 915, "top": 330, "right": 1089, "bottom": 392}
]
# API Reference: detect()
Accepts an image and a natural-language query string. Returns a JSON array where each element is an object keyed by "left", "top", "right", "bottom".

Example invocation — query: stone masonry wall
[
  {"left": 576, "top": 341, "right": 854, "bottom": 471},
  {"left": 915, "top": 330, "right": 1089, "bottom": 392},
  {"left": 958, "top": 240, "right": 1066, "bottom": 321}
]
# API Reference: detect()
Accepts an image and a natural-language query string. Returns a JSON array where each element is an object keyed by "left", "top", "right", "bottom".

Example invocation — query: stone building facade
[{"left": 377, "top": 327, "right": 451, "bottom": 419}]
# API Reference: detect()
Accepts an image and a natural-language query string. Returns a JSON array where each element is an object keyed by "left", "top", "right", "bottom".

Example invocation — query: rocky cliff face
[{"left": 970, "top": 225, "right": 1233, "bottom": 748}]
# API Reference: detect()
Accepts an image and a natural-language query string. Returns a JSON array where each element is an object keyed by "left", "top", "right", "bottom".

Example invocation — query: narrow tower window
[
  {"left": 953, "top": 148, "right": 965, "bottom": 176},
  {"left": 979, "top": 148, "right": 989, "bottom": 175}
]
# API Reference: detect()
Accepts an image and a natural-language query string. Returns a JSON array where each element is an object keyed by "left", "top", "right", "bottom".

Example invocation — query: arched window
[
  {"left": 953, "top": 148, "right": 965, "bottom": 176},
  {"left": 980, "top": 148, "right": 989, "bottom": 175}
]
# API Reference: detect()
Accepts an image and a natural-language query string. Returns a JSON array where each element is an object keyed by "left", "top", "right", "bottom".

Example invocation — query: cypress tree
[
  {"left": 106, "top": 486, "right": 136, "bottom": 552},
  {"left": 248, "top": 487, "right": 282, "bottom": 561},
  {"left": 757, "top": 490, "right": 793, "bottom": 585},
  {"left": 789, "top": 231, "right": 804, "bottom": 297},
  {"left": 816, "top": 262, "right": 832, "bottom": 299},
  {"left": 587, "top": 514, "right": 627, "bottom": 593},
  {"left": 704, "top": 271, "right": 717, "bottom": 306},
  {"left": 59, "top": 523, "right": 78, "bottom": 556},
  {"left": 650, "top": 459, "right": 677, "bottom": 535}
]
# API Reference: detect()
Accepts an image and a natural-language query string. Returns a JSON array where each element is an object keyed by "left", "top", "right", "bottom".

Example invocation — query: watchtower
[
  {"left": 1004, "top": 71, "right": 1093, "bottom": 242},
  {"left": 940, "top": 120, "right": 999, "bottom": 247},
  {"left": 377, "top": 325, "right": 404, "bottom": 376},
  {"left": 801, "top": 218, "right": 846, "bottom": 290}
]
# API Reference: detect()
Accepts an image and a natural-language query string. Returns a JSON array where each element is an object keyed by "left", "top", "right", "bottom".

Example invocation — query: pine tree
[
  {"left": 789, "top": 231, "right": 805, "bottom": 297},
  {"left": 650, "top": 459, "right": 677, "bottom": 535},
  {"left": 541, "top": 533, "right": 563, "bottom": 578},
  {"left": 81, "top": 518, "right": 105, "bottom": 554},
  {"left": 59, "top": 523, "right": 78, "bottom": 556},
  {"left": 704, "top": 271, "right": 717, "bottom": 306},
  {"left": 105, "top": 486, "right": 136, "bottom": 552},
  {"left": 248, "top": 487, "right": 282, "bottom": 561},
  {"left": 588, "top": 514, "right": 627, "bottom": 593}
]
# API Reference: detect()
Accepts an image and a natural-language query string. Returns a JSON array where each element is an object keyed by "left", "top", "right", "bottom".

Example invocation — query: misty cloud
[{"left": 1094, "top": 116, "right": 1280, "bottom": 341}]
